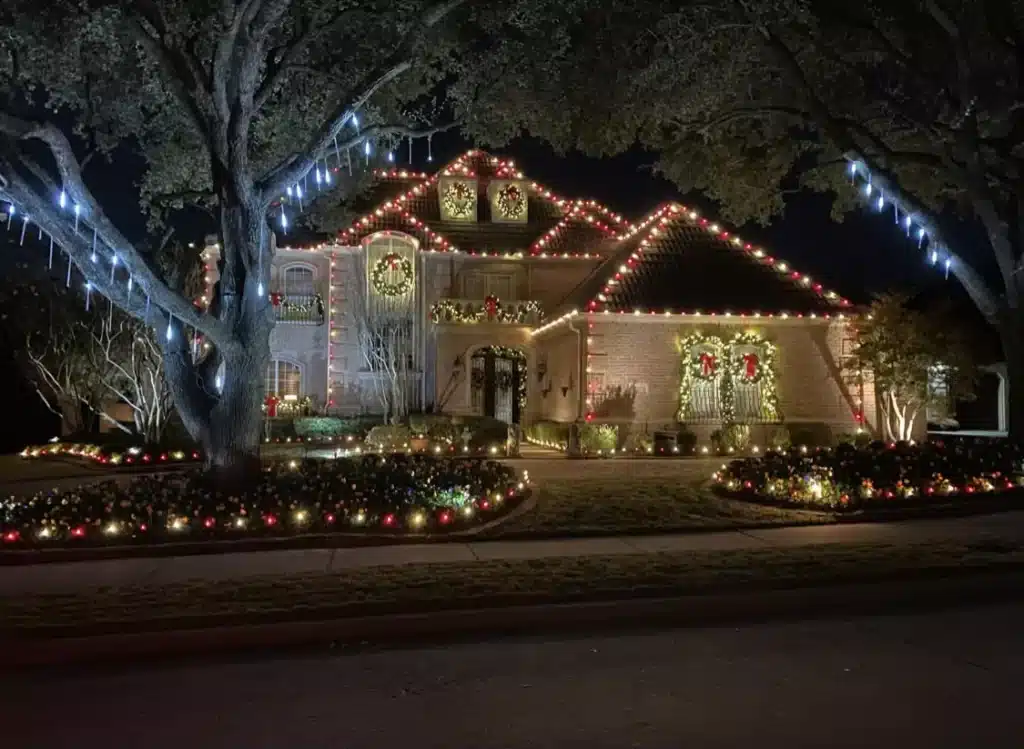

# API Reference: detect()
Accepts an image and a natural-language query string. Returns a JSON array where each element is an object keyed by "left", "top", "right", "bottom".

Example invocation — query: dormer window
[
  {"left": 439, "top": 177, "right": 478, "bottom": 222},
  {"left": 489, "top": 180, "right": 528, "bottom": 223}
]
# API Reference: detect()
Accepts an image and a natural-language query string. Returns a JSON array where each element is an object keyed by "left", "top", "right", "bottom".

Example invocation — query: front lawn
[
  {"left": 482, "top": 476, "right": 831, "bottom": 538},
  {"left": 7, "top": 539, "right": 1023, "bottom": 637}
]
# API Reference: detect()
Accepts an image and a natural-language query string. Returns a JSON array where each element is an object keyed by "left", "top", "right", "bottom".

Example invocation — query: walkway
[{"left": 2, "top": 509, "right": 1022, "bottom": 597}]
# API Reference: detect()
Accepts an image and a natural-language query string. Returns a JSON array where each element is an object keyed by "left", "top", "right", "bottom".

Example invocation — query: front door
[{"left": 471, "top": 349, "right": 523, "bottom": 424}]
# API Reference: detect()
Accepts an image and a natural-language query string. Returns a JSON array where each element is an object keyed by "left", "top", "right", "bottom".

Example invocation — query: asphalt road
[{"left": 5, "top": 603, "right": 1024, "bottom": 748}]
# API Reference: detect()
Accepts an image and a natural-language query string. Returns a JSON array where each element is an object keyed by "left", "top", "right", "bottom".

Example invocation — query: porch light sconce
[
  {"left": 536, "top": 355, "right": 548, "bottom": 383},
  {"left": 541, "top": 378, "right": 552, "bottom": 398},
  {"left": 561, "top": 372, "right": 574, "bottom": 398}
]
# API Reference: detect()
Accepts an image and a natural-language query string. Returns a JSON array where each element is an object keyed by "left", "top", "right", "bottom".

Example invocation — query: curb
[{"left": 5, "top": 571, "right": 1022, "bottom": 670}]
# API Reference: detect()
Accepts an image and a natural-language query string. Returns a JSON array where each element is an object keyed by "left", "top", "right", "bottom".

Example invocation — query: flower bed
[
  {"left": 713, "top": 439, "right": 1024, "bottom": 511},
  {"left": 0, "top": 456, "right": 529, "bottom": 547},
  {"left": 19, "top": 442, "right": 202, "bottom": 467}
]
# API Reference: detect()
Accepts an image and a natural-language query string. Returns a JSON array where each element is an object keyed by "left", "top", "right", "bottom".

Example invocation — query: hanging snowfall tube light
[{"left": 58, "top": 190, "right": 67, "bottom": 209}]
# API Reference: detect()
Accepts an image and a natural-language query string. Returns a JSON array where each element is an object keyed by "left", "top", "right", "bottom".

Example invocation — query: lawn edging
[
  {"left": 0, "top": 488, "right": 537, "bottom": 566},
  {"left": 5, "top": 568, "right": 1022, "bottom": 670}
]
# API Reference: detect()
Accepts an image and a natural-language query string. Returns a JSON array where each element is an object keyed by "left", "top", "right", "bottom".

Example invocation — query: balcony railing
[
  {"left": 430, "top": 298, "right": 544, "bottom": 325},
  {"left": 271, "top": 292, "right": 325, "bottom": 325}
]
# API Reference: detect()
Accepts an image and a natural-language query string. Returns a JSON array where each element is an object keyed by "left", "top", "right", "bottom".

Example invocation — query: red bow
[
  {"left": 742, "top": 352, "right": 759, "bottom": 379},
  {"left": 699, "top": 352, "right": 716, "bottom": 377}
]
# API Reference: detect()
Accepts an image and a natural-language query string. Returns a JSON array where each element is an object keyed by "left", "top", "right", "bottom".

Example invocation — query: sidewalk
[{"left": 3, "top": 509, "right": 1022, "bottom": 597}]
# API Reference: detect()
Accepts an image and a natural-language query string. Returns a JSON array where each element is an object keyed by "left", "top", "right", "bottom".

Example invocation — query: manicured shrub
[
  {"left": 580, "top": 423, "right": 618, "bottom": 452},
  {"left": 787, "top": 422, "right": 833, "bottom": 447},
  {"left": 525, "top": 420, "right": 571, "bottom": 448},
  {"left": 621, "top": 428, "right": 653, "bottom": 453},
  {"left": 460, "top": 416, "right": 510, "bottom": 448},
  {"left": 712, "top": 424, "right": 751, "bottom": 453},
  {"left": 675, "top": 428, "right": 698, "bottom": 453},
  {"left": 763, "top": 425, "right": 791, "bottom": 450},
  {"left": 365, "top": 425, "right": 413, "bottom": 451},
  {"left": 293, "top": 416, "right": 377, "bottom": 439}
]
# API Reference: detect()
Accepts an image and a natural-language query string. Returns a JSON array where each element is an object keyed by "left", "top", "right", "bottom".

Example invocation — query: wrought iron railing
[
  {"left": 271, "top": 292, "right": 325, "bottom": 325},
  {"left": 430, "top": 298, "right": 544, "bottom": 325}
]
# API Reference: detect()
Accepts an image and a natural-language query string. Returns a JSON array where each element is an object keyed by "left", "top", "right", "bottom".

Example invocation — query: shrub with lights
[
  {"left": 0, "top": 456, "right": 530, "bottom": 547},
  {"left": 713, "top": 438, "right": 1024, "bottom": 511}
]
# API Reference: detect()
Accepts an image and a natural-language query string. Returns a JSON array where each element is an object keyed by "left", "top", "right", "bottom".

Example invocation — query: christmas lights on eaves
[
  {"left": 587, "top": 203, "right": 851, "bottom": 316},
  {"left": 847, "top": 159, "right": 952, "bottom": 279}
]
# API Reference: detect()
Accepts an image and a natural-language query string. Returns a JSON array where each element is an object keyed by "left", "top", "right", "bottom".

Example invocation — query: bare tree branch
[{"left": 0, "top": 112, "right": 232, "bottom": 343}]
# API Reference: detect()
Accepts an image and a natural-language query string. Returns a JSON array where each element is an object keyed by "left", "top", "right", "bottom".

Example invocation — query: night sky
[{"left": 0, "top": 131, "right": 953, "bottom": 451}]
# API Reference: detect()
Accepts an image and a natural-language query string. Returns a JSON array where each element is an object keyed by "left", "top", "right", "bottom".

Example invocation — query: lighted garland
[
  {"left": 371, "top": 253, "right": 414, "bottom": 297},
  {"left": 677, "top": 331, "right": 779, "bottom": 423},
  {"left": 430, "top": 299, "right": 543, "bottom": 324},
  {"left": 0, "top": 456, "right": 530, "bottom": 546},
  {"left": 442, "top": 180, "right": 476, "bottom": 219},
  {"left": 496, "top": 183, "right": 526, "bottom": 219}
]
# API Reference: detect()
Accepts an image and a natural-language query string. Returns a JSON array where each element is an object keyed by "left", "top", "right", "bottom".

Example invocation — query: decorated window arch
[
  {"left": 678, "top": 331, "right": 779, "bottom": 423},
  {"left": 365, "top": 232, "right": 417, "bottom": 301}
]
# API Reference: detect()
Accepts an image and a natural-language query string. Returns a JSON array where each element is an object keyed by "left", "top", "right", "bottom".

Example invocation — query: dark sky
[{"left": 0, "top": 131, "right": 959, "bottom": 450}]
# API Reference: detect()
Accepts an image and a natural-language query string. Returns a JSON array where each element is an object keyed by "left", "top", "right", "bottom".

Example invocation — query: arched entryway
[{"left": 470, "top": 346, "right": 526, "bottom": 425}]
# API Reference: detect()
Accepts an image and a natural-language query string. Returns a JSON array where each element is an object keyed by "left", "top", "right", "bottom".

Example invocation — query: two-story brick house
[{"left": 204, "top": 149, "right": 877, "bottom": 441}]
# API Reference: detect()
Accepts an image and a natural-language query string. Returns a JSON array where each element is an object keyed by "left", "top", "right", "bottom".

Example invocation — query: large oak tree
[{"left": 0, "top": 0, "right": 558, "bottom": 472}]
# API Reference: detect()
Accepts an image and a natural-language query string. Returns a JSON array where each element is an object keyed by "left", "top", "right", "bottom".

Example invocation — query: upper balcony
[
  {"left": 271, "top": 292, "right": 325, "bottom": 325},
  {"left": 430, "top": 298, "right": 544, "bottom": 326}
]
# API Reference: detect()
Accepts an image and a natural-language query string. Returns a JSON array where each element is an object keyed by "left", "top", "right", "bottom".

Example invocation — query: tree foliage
[{"left": 850, "top": 293, "right": 977, "bottom": 440}]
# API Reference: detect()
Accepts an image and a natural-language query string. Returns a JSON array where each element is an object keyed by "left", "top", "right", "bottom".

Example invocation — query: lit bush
[
  {"left": 714, "top": 438, "right": 1024, "bottom": 511},
  {"left": 0, "top": 456, "right": 528, "bottom": 546}
]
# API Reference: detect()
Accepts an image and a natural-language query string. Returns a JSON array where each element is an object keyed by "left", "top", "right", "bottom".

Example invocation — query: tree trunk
[{"left": 161, "top": 192, "right": 274, "bottom": 478}]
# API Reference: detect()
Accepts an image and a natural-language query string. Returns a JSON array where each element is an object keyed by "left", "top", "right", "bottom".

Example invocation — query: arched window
[
  {"left": 265, "top": 359, "right": 302, "bottom": 397},
  {"left": 281, "top": 263, "right": 316, "bottom": 296}
]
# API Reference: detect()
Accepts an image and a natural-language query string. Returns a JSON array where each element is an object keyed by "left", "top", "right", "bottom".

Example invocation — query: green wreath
[
  {"left": 442, "top": 181, "right": 476, "bottom": 219},
  {"left": 496, "top": 184, "right": 526, "bottom": 219},
  {"left": 371, "top": 253, "right": 414, "bottom": 297}
]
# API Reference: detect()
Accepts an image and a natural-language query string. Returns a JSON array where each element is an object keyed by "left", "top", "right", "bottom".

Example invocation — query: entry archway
[{"left": 470, "top": 346, "right": 526, "bottom": 425}]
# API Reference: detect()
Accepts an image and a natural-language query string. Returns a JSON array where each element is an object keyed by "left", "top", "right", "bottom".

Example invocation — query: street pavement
[{"left": 4, "top": 603, "right": 1023, "bottom": 748}]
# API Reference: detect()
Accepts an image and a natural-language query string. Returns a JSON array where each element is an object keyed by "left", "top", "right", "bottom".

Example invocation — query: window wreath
[
  {"left": 677, "top": 331, "right": 780, "bottom": 423},
  {"left": 496, "top": 183, "right": 526, "bottom": 219},
  {"left": 371, "top": 253, "right": 414, "bottom": 297},
  {"left": 442, "top": 181, "right": 476, "bottom": 219}
]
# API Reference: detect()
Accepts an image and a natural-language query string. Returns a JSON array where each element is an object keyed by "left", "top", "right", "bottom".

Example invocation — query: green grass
[
  {"left": 7, "top": 539, "right": 1023, "bottom": 637},
  {"left": 482, "top": 476, "right": 832, "bottom": 538}
]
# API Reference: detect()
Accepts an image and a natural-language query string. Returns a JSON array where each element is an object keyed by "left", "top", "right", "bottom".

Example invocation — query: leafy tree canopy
[{"left": 460, "top": 0, "right": 1024, "bottom": 317}]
